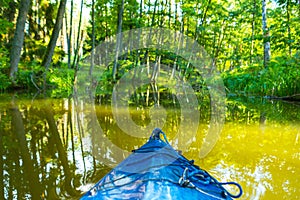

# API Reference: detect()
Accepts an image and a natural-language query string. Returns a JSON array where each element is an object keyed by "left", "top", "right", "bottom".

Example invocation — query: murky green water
[{"left": 0, "top": 94, "right": 299, "bottom": 199}]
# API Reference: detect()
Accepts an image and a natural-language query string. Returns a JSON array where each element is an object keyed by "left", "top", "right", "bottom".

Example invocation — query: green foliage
[
  {"left": 0, "top": 0, "right": 299, "bottom": 98},
  {"left": 23, "top": 38, "right": 47, "bottom": 62},
  {"left": 47, "top": 65, "right": 74, "bottom": 97},
  {"left": 0, "top": 5, "right": 13, "bottom": 91},
  {"left": 222, "top": 54, "right": 300, "bottom": 96},
  {"left": 264, "top": 54, "right": 300, "bottom": 96},
  {"left": 0, "top": 72, "right": 11, "bottom": 91},
  {"left": 0, "top": 18, "right": 13, "bottom": 36},
  {"left": 0, "top": 47, "right": 11, "bottom": 91},
  {"left": 13, "top": 61, "right": 43, "bottom": 90},
  {"left": 0, "top": 59, "right": 74, "bottom": 97}
]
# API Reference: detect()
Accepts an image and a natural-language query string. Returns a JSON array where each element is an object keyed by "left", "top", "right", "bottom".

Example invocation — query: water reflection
[{"left": 0, "top": 94, "right": 299, "bottom": 199}]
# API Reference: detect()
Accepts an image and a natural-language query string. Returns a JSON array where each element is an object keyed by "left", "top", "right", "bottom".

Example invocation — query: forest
[
  {"left": 0, "top": 0, "right": 299, "bottom": 98},
  {"left": 1, "top": 1, "right": 300, "bottom": 199}
]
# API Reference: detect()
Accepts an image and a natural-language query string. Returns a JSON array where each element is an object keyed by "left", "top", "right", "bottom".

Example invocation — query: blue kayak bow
[{"left": 81, "top": 128, "right": 243, "bottom": 200}]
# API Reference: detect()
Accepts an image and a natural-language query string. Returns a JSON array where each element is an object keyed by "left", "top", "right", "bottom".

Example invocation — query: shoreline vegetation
[
  {"left": 0, "top": 0, "right": 299, "bottom": 99},
  {"left": 1, "top": 58, "right": 299, "bottom": 102}
]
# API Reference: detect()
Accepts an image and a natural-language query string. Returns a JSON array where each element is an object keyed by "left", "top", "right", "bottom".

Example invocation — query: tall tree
[
  {"left": 112, "top": 0, "right": 125, "bottom": 81},
  {"left": 65, "top": 0, "right": 74, "bottom": 69},
  {"left": 9, "top": 0, "right": 31, "bottom": 83},
  {"left": 250, "top": 0, "right": 258, "bottom": 64},
  {"left": 262, "top": 0, "right": 271, "bottom": 68},
  {"left": 42, "top": 0, "right": 67, "bottom": 71},
  {"left": 72, "top": 0, "right": 84, "bottom": 69},
  {"left": 286, "top": 0, "right": 292, "bottom": 56},
  {"left": 89, "top": 0, "right": 95, "bottom": 75}
]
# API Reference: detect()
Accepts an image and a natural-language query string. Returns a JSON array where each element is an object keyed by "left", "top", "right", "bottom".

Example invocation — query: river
[{"left": 0, "top": 93, "right": 299, "bottom": 199}]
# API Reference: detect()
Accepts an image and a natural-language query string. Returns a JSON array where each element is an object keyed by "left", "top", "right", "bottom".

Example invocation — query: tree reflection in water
[{"left": 0, "top": 93, "right": 299, "bottom": 199}]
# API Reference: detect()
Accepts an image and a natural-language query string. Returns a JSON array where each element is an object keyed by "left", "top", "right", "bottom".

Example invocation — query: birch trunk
[
  {"left": 250, "top": 0, "right": 257, "bottom": 64},
  {"left": 262, "top": 0, "right": 271, "bottom": 68},
  {"left": 287, "top": 0, "right": 292, "bottom": 56}
]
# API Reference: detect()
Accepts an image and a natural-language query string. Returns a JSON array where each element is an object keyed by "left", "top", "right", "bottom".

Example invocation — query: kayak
[{"left": 81, "top": 128, "right": 242, "bottom": 200}]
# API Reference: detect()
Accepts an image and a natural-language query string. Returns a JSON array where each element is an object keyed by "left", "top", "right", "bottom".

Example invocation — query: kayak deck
[{"left": 81, "top": 128, "right": 242, "bottom": 200}]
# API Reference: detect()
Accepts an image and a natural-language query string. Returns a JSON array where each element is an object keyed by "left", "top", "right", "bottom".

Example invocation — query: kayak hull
[{"left": 81, "top": 129, "right": 241, "bottom": 200}]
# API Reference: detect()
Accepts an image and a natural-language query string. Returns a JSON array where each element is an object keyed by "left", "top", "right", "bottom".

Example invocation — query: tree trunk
[
  {"left": 262, "top": 0, "right": 270, "bottom": 68},
  {"left": 199, "top": 0, "right": 212, "bottom": 46},
  {"left": 139, "top": 0, "right": 143, "bottom": 26},
  {"left": 65, "top": 0, "right": 74, "bottom": 69},
  {"left": 9, "top": 0, "right": 31, "bottom": 83},
  {"left": 89, "top": 0, "right": 95, "bottom": 75},
  {"left": 168, "top": 0, "right": 171, "bottom": 29},
  {"left": 42, "top": 0, "right": 67, "bottom": 70},
  {"left": 287, "top": 0, "right": 292, "bottom": 56},
  {"left": 250, "top": 0, "right": 257, "bottom": 64},
  {"left": 213, "top": 20, "right": 227, "bottom": 70},
  {"left": 112, "top": 0, "right": 125, "bottom": 81},
  {"left": 72, "top": 0, "right": 84, "bottom": 69},
  {"left": 151, "top": 55, "right": 161, "bottom": 81},
  {"left": 180, "top": 1, "right": 185, "bottom": 34},
  {"left": 132, "top": 0, "right": 143, "bottom": 73}
]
